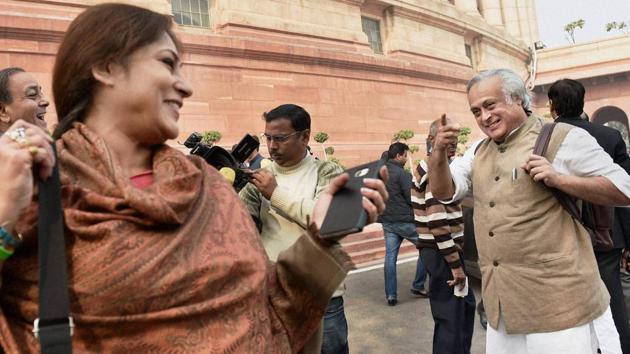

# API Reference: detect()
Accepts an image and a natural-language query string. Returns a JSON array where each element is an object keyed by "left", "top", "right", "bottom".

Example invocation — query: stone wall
[
  {"left": 1, "top": 0, "right": 532, "bottom": 165},
  {"left": 531, "top": 34, "right": 630, "bottom": 146}
]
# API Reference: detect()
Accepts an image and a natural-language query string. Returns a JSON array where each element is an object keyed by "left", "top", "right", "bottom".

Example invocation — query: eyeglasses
[{"left": 261, "top": 130, "right": 305, "bottom": 143}]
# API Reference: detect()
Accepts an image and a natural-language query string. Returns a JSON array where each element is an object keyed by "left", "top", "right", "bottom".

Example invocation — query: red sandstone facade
[
  {"left": 5, "top": 0, "right": 627, "bottom": 266},
  {"left": 1, "top": 0, "right": 536, "bottom": 166}
]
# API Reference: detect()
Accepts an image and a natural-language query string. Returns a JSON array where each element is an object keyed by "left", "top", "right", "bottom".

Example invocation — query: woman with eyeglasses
[{"left": 0, "top": 4, "right": 388, "bottom": 353}]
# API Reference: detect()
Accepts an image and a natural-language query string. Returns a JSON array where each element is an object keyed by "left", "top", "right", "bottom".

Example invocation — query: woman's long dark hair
[{"left": 52, "top": 3, "right": 181, "bottom": 139}]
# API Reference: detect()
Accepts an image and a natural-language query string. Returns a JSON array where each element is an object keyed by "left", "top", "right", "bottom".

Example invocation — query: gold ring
[{"left": 28, "top": 146, "right": 39, "bottom": 157}]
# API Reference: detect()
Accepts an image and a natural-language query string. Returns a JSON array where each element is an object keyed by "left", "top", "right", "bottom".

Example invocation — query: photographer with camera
[{"left": 239, "top": 104, "right": 348, "bottom": 354}]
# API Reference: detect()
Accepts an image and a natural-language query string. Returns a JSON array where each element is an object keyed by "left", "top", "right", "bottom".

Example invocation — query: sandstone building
[
  {"left": 1, "top": 0, "right": 538, "bottom": 165},
  {"left": 531, "top": 34, "right": 630, "bottom": 152}
]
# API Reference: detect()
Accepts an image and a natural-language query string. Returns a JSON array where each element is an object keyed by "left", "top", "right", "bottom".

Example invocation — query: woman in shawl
[{"left": 0, "top": 3, "right": 387, "bottom": 353}]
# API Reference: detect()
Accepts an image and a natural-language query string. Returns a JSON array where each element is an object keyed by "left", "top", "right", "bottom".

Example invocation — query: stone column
[
  {"left": 516, "top": 0, "right": 532, "bottom": 44},
  {"left": 501, "top": 0, "right": 521, "bottom": 39},
  {"left": 479, "top": 0, "right": 504, "bottom": 29},
  {"left": 526, "top": 0, "right": 540, "bottom": 43},
  {"left": 454, "top": 0, "right": 481, "bottom": 16},
  {"left": 506, "top": 0, "right": 539, "bottom": 45}
]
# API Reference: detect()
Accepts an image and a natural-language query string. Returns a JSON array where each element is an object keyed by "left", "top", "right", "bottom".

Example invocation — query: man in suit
[{"left": 549, "top": 78, "right": 630, "bottom": 353}]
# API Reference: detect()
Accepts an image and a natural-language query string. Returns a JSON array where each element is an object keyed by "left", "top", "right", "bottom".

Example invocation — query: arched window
[{"left": 592, "top": 106, "right": 630, "bottom": 153}]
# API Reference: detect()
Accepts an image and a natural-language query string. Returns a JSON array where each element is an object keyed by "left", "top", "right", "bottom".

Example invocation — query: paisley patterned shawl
[{"left": 0, "top": 123, "right": 333, "bottom": 353}]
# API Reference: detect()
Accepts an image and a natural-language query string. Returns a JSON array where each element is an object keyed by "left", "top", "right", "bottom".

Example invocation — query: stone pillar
[
  {"left": 505, "top": 0, "right": 539, "bottom": 46},
  {"left": 501, "top": 0, "right": 521, "bottom": 39},
  {"left": 526, "top": 0, "right": 540, "bottom": 43},
  {"left": 479, "top": 0, "right": 504, "bottom": 29},
  {"left": 516, "top": 0, "right": 532, "bottom": 45},
  {"left": 454, "top": 0, "right": 481, "bottom": 16}
]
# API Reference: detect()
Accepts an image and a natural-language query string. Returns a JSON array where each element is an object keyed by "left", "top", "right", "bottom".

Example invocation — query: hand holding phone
[{"left": 318, "top": 160, "right": 387, "bottom": 239}]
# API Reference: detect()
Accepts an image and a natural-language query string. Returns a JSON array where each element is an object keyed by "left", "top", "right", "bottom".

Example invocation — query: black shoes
[
  {"left": 387, "top": 288, "right": 428, "bottom": 306},
  {"left": 387, "top": 288, "right": 429, "bottom": 306},
  {"left": 410, "top": 288, "right": 429, "bottom": 297}
]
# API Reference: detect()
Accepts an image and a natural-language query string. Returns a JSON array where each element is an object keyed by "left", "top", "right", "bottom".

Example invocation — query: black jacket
[
  {"left": 378, "top": 159, "right": 414, "bottom": 223},
  {"left": 556, "top": 116, "right": 630, "bottom": 249}
]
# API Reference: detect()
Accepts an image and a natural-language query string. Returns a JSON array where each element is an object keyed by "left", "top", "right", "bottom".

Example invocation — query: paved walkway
[{"left": 344, "top": 257, "right": 486, "bottom": 354}]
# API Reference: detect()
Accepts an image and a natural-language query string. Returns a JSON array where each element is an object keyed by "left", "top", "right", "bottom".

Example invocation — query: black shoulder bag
[
  {"left": 34, "top": 144, "right": 73, "bottom": 354},
  {"left": 534, "top": 123, "right": 614, "bottom": 251}
]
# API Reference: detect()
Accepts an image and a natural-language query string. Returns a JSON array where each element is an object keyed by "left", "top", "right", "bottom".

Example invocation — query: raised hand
[
  {"left": 433, "top": 114, "right": 461, "bottom": 154},
  {"left": 0, "top": 120, "right": 55, "bottom": 229}
]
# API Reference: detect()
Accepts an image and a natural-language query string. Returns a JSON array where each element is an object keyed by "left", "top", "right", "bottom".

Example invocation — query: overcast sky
[{"left": 535, "top": 0, "right": 630, "bottom": 48}]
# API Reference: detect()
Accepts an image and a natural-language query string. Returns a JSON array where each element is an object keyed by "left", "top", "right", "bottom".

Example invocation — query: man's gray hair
[{"left": 466, "top": 69, "right": 532, "bottom": 114}]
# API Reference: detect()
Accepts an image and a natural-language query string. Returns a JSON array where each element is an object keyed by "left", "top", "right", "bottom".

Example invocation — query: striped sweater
[{"left": 412, "top": 160, "right": 464, "bottom": 268}]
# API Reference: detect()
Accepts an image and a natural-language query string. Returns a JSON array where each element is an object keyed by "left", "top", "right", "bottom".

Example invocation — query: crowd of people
[{"left": 1, "top": 3, "right": 630, "bottom": 354}]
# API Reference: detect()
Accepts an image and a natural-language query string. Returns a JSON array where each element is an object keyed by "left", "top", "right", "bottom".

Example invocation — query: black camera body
[{"left": 184, "top": 132, "right": 260, "bottom": 192}]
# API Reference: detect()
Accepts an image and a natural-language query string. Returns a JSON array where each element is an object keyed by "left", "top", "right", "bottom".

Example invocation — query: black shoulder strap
[
  {"left": 36, "top": 144, "right": 73, "bottom": 354},
  {"left": 533, "top": 123, "right": 582, "bottom": 221}
]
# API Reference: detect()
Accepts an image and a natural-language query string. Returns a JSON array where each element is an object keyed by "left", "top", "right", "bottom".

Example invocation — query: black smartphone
[
  {"left": 319, "top": 159, "right": 385, "bottom": 239},
  {"left": 231, "top": 134, "right": 260, "bottom": 163}
]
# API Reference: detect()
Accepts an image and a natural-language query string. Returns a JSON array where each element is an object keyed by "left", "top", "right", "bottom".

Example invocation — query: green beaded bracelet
[
  {"left": 0, "top": 244, "right": 14, "bottom": 260},
  {"left": 0, "top": 226, "right": 18, "bottom": 248}
]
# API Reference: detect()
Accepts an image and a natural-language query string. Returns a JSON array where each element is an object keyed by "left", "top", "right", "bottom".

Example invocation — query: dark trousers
[
  {"left": 420, "top": 248, "right": 475, "bottom": 354},
  {"left": 321, "top": 296, "right": 349, "bottom": 354},
  {"left": 596, "top": 249, "right": 630, "bottom": 354}
]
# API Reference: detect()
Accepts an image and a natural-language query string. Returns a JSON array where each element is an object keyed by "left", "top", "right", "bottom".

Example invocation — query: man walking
[
  {"left": 429, "top": 68, "right": 630, "bottom": 353},
  {"left": 379, "top": 142, "right": 427, "bottom": 306},
  {"left": 549, "top": 78, "right": 630, "bottom": 353}
]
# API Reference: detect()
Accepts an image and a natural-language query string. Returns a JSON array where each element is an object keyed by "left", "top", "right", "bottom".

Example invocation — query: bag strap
[
  {"left": 533, "top": 123, "right": 582, "bottom": 221},
  {"left": 35, "top": 144, "right": 73, "bottom": 354},
  {"left": 532, "top": 122, "right": 555, "bottom": 157}
]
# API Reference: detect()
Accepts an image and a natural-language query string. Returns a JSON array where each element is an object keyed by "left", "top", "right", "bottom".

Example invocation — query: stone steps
[{"left": 340, "top": 224, "right": 419, "bottom": 268}]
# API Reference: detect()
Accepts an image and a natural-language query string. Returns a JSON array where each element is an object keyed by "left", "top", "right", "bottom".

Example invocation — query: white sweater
[{"left": 239, "top": 154, "right": 344, "bottom": 295}]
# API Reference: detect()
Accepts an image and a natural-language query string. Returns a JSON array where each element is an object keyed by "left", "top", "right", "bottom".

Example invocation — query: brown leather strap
[
  {"left": 533, "top": 123, "right": 582, "bottom": 221},
  {"left": 533, "top": 122, "right": 556, "bottom": 157}
]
